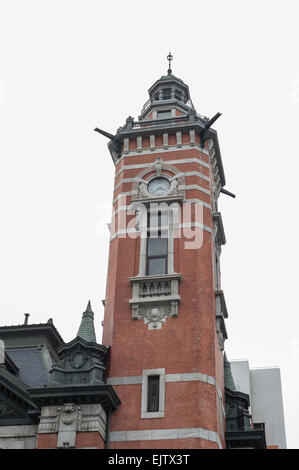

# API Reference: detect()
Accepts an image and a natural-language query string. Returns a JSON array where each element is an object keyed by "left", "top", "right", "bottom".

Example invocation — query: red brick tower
[{"left": 100, "top": 56, "right": 228, "bottom": 449}]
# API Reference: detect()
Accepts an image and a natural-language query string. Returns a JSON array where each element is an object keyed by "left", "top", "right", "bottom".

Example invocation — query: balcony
[
  {"left": 140, "top": 96, "right": 194, "bottom": 116},
  {"left": 129, "top": 273, "right": 181, "bottom": 330}
]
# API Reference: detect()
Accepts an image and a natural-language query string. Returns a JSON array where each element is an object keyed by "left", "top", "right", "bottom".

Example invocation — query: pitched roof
[{"left": 6, "top": 347, "right": 50, "bottom": 388}]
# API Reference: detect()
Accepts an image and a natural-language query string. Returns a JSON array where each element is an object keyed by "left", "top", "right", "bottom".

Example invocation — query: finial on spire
[
  {"left": 85, "top": 300, "right": 92, "bottom": 313},
  {"left": 167, "top": 51, "right": 173, "bottom": 75}
]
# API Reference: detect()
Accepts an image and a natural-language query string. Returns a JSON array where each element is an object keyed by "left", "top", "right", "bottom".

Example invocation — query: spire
[
  {"left": 224, "top": 352, "right": 236, "bottom": 391},
  {"left": 77, "top": 301, "right": 97, "bottom": 343}
]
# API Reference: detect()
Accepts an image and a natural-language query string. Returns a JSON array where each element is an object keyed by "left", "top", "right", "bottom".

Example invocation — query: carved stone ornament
[
  {"left": 68, "top": 348, "right": 88, "bottom": 369},
  {"left": 133, "top": 303, "right": 178, "bottom": 330},
  {"left": 56, "top": 403, "right": 81, "bottom": 448},
  {"left": 59, "top": 403, "right": 79, "bottom": 426}
]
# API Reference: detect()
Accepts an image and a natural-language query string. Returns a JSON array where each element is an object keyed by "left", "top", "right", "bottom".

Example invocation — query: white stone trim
[
  {"left": 109, "top": 427, "right": 222, "bottom": 448},
  {"left": 110, "top": 228, "right": 138, "bottom": 241},
  {"left": 137, "top": 136, "right": 142, "bottom": 152},
  {"left": 189, "top": 129, "right": 195, "bottom": 145},
  {"left": 114, "top": 156, "right": 210, "bottom": 178},
  {"left": 111, "top": 200, "right": 211, "bottom": 218},
  {"left": 165, "top": 372, "right": 215, "bottom": 385},
  {"left": 107, "top": 371, "right": 216, "bottom": 386},
  {"left": 115, "top": 143, "right": 210, "bottom": 165},
  {"left": 163, "top": 133, "right": 168, "bottom": 148},
  {"left": 180, "top": 184, "right": 210, "bottom": 196},
  {"left": 124, "top": 137, "right": 129, "bottom": 153},
  {"left": 0, "top": 425, "right": 38, "bottom": 437},
  {"left": 180, "top": 222, "right": 212, "bottom": 233},
  {"left": 112, "top": 185, "right": 211, "bottom": 206},
  {"left": 150, "top": 134, "right": 155, "bottom": 149},
  {"left": 141, "top": 368, "right": 165, "bottom": 419},
  {"left": 185, "top": 198, "right": 211, "bottom": 209},
  {"left": 175, "top": 170, "right": 210, "bottom": 182},
  {"left": 176, "top": 131, "right": 182, "bottom": 147},
  {"left": 112, "top": 191, "right": 132, "bottom": 205},
  {"left": 110, "top": 222, "right": 212, "bottom": 242},
  {"left": 114, "top": 171, "right": 210, "bottom": 192}
]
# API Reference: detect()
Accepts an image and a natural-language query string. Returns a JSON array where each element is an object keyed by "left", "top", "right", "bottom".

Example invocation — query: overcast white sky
[{"left": 0, "top": 0, "right": 298, "bottom": 448}]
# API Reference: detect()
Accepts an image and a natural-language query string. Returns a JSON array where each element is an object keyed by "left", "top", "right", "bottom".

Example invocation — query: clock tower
[{"left": 98, "top": 56, "right": 228, "bottom": 449}]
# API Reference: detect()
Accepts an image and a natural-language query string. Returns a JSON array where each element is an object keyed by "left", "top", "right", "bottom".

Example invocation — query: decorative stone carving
[
  {"left": 38, "top": 403, "right": 107, "bottom": 447},
  {"left": 129, "top": 274, "right": 181, "bottom": 330},
  {"left": 133, "top": 303, "right": 178, "bottom": 330},
  {"left": 168, "top": 178, "right": 179, "bottom": 196},
  {"left": 216, "top": 316, "right": 225, "bottom": 351},
  {"left": 155, "top": 156, "right": 163, "bottom": 176},
  {"left": 70, "top": 351, "right": 87, "bottom": 369},
  {"left": 131, "top": 157, "right": 185, "bottom": 203},
  {"left": 208, "top": 139, "right": 222, "bottom": 208},
  {"left": 215, "top": 290, "right": 228, "bottom": 351},
  {"left": 138, "top": 181, "right": 148, "bottom": 199},
  {"left": 59, "top": 403, "right": 78, "bottom": 426}
]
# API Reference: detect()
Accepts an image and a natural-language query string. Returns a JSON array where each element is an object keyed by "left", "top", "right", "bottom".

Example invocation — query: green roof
[
  {"left": 224, "top": 352, "right": 236, "bottom": 391},
  {"left": 76, "top": 301, "right": 96, "bottom": 343}
]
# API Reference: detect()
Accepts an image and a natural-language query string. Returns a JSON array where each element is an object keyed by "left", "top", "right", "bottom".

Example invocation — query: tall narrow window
[
  {"left": 147, "top": 375, "right": 160, "bottom": 412},
  {"left": 146, "top": 209, "right": 168, "bottom": 276}
]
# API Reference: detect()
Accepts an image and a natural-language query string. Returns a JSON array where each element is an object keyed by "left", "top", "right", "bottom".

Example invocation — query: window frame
[
  {"left": 157, "top": 109, "right": 172, "bottom": 119},
  {"left": 141, "top": 368, "right": 165, "bottom": 419},
  {"left": 147, "top": 375, "right": 160, "bottom": 412},
  {"left": 146, "top": 210, "right": 169, "bottom": 276}
]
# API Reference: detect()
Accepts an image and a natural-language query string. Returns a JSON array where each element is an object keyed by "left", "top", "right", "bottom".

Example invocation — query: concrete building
[
  {"left": 230, "top": 360, "right": 287, "bottom": 448},
  {"left": 0, "top": 57, "right": 286, "bottom": 449}
]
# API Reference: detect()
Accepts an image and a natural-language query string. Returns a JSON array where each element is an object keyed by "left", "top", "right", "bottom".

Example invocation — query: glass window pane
[
  {"left": 157, "top": 109, "right": 171, "bottom": 119},
  {"left": 148, "top": 258, "right": 167, "bottom": 275},
  {"left": 148, "top": 210, "right": 159, "bottom": 228},
  {"left": 148, "top": 238, "right": 168, "bottom": 256},
  {"left": 148, "top": 210, "right": 168, "bottom": 230},
  {"left": 162, "top": 89, "right": 171, "bottom": 100},
  {"left": 147, "top": 376, "right": 160, "bottom": 412},
  {"left": 160, "top": 211, "right": 168, "bottom": 229}
]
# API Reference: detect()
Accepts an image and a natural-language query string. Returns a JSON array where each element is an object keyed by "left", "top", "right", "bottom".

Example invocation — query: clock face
[{"left": 147, "top": 177, "right": 170, "bottom": 196}]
